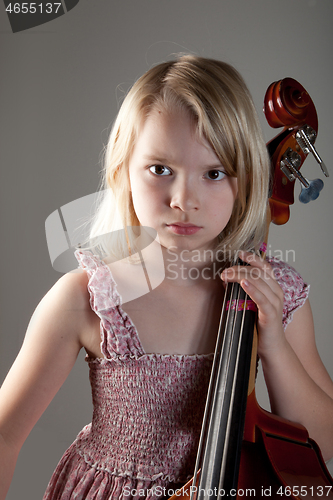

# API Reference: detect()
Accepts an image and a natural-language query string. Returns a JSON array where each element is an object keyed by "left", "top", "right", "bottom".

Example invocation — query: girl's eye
[
  {"left": 205, "top": 170, "right": 226, "bottom": 181},
  {"left": 149, "top": 165, "right": 172, "bottom": 176}
]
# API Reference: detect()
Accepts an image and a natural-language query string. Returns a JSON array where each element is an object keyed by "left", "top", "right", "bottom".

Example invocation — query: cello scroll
[{"left": 264, "top": 78, "right": 328, "bottom": 224}]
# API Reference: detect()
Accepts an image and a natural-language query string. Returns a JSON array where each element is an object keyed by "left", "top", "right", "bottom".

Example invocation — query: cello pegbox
[{"left": 296, "top": 125, "right": 329, "bottom": 177}]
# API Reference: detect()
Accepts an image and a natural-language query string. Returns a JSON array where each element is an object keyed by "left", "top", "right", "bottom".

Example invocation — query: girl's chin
[{"left": 158, "top": 236, "right": 218, "bottom": 255}]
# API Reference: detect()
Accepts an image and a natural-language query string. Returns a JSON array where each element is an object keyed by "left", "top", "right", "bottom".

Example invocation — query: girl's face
[{"left": 128, "top": 107, "right": 238, "bottom": 255}]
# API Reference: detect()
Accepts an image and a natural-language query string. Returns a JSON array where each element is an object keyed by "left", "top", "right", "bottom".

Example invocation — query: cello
[{"left": 170, "top": 78, "right": 332, "bottom": 499}]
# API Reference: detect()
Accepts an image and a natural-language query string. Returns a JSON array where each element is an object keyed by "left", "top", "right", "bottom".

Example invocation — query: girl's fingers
[
  {"left": 221, "top": 252, "right": 277, "bottom": 291},
  {"left": 238, "top": 251, "right": 276, "bottom": 278},
  {"left": 221, "top": 265, "right": 276, "bottom": 292},
  {"left": 240, "top": 278, "right": 283, "bottom": 320},
  {"left": 220, "top": 252, "right": 286, "bottom": 355},
  {"left": 220, "top": 253, "right": 284, "bottom": 319}
]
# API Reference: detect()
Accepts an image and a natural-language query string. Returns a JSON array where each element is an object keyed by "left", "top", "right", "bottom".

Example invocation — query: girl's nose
[{"left": 169, "top": 176, "right": 200, "bottom": 212}]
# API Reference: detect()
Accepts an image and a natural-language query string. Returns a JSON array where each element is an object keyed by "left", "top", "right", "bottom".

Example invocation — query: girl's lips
[{"left": 166, "top": 223, "right": 202, "bottom": 235}]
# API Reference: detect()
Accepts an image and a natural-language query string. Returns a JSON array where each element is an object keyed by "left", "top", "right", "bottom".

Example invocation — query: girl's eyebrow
[
  {"left": 143, "top": 154, "right": 224, "bottom": 170},
  {"left": 143, "top": 154, "right": 172, "bottom": 164}
]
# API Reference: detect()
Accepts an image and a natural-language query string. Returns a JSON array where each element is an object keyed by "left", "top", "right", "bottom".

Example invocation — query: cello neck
[{"left": 192, "top": 280, "right": 257, "bottom": 498}]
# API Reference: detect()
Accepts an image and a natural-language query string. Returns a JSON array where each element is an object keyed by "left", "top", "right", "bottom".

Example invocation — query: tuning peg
[
  {"left": 280, "top": 149, "right": 324, "bottom": 204},
  {"left": 296, "top": 125, "right": 329, "bottom": 177},
  {"left": 299, "top": 178, "right": 324, "bottom": 204}
]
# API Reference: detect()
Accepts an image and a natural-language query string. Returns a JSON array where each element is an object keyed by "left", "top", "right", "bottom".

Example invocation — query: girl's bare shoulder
[
  {"left": 46, "top": 269, "right": 91, "bottom": 311},
  {"left": 30, "top": 269, "right": 96, "bottom": 345}
]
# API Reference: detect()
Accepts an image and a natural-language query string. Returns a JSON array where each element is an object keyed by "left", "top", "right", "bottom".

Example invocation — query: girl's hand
[
  {"left": 221, "top": 251, "right": 286, "bottom": 357},
  {"left": 222, "top": 252, "right": 333, "bottom": 461}
]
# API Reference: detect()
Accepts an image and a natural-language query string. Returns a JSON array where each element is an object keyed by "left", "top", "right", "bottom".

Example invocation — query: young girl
[{"left": 1, "top": 55, "right": 333, "bottom": 500}]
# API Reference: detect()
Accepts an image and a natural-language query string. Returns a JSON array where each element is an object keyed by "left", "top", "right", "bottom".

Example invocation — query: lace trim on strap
[
  {"left": 75, "top": 249, "right": 145, "bottom": 360},
  {"left": 266, "top": 256, "right": 310, "bottom": 330}
]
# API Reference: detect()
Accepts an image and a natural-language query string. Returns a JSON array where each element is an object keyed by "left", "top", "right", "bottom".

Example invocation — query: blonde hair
[{"left": 90, "top": 55, "right": 270, "bottom": 261}]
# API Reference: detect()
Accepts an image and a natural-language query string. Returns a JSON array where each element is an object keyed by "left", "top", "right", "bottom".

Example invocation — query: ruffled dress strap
[
  {"left": 74, "top": 249, "right": 145, "bottom": 360},
  {"left": 266, "top": 256, "right": 310, "bottom": 330}
]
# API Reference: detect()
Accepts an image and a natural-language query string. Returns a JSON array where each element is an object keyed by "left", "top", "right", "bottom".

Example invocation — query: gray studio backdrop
[{"left": 1, "top": 1, "right": 333, "bottom": 498}]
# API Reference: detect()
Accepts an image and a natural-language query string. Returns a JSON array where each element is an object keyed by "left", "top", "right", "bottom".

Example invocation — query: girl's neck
[
  {"left": 133, "top": 231, "right": 227, "bottom": 288},
  {"left": 162, "top": 245, "right": 224, "bottom": 287}
]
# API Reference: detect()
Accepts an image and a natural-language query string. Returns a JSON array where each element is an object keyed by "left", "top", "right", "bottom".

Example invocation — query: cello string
[
  {"left": 192, "top": 257, "right": 253, "bottom": 498},
  {"left": 199, "top": 278, "right": 243, "bottom": 496},
  {"left": 218, "top": 275, "right": 246, "bottom": 484},
  {"left": 215, "top": 258, "right": 253, "bottom": 489},
  {"left": 190, "top": 279, "right": 233, "bottom": 500},
  {"left": 191, "top": 275, "right": 238, "bottom": 500}
]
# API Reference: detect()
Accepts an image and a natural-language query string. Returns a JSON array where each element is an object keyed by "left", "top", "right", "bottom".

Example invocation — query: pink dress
[{"left": 43, "top": 251, "right": 309, "bottom": 500}]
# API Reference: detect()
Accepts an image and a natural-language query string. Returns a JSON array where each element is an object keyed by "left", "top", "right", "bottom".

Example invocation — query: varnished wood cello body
[{"left": 170, "top": 78, "right": 332, "bottom": 500}]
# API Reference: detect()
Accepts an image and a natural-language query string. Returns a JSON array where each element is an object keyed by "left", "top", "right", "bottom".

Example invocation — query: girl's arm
[
  {"left": 260, "top": 299, "right": 333, "bottom": 461},
  {"left": 222, "top": 253, "right": 333, "bottom": 461},
  {"left": 0, "top": 270, "right": 93, "bottom": 499}
]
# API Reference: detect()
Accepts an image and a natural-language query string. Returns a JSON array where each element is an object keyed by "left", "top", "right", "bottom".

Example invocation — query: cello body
[
  {"left": 172, "top": 391, "right": 333, "bottom": 499},
  {"left": 238, "top": 390, "right": 333, "bottom": 498}
]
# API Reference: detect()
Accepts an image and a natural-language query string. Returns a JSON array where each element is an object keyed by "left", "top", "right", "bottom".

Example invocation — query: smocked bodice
[
  {"left": 73, "top": 250, "right": 214, "bottom": 484},
  {"left": 77, "top": 355, "right": 212, "bottom": 482}
]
